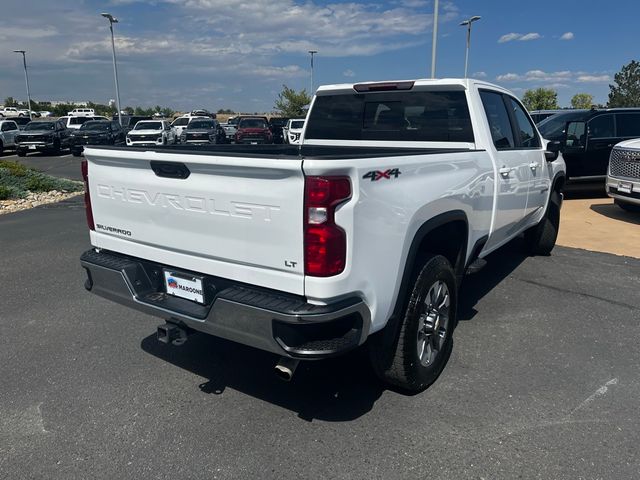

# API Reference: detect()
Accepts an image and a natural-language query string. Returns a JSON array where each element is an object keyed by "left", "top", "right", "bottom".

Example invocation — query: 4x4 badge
[{"left": 363, "top": 168, "right": 401, "bottom": 181}]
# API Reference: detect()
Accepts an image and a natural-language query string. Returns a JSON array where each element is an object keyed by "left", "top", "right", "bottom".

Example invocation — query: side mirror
[{"left": 545, "top": 140, "right": 562, "bottom": 162}]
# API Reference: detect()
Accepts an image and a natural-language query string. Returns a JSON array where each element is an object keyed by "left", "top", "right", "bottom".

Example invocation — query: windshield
[
  {"left": 80, "top": 121, "right": 110, "bottom": 131},
  {"left": 172, "top": 118, "right": 189, "bottom": 126},
  {"left": 270, "top": 118, "right": 287, "bottom": 127},
  {"left": 135, "top": 122, "right": 163, "bottom": 130},
  {"left": 537, "top": 110, "right": 588, "bottom": 138},
  {"left": 70, "top": 117, "right": 91, "bottom": 125},
  {"left": 188, "top": 120, "right": 215, "bottom": 129},
  {"left": 239, "top": 119, "right": 267, "bottom": 129},
  {"left": 291, "top": 120, "right": 305, "bottom": 129},
  {"left": 24, "top": 122, "right": 55, "bottom": 131}
]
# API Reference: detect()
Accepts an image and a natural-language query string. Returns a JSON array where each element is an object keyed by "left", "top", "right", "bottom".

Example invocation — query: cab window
[
  {"left": 507, "top": 97, "right": 541, "bottom": 148},
  {"left": 616, "top": 113, "right": 640, "bottom": 137},
  {"left": 480, "top": 91, "right": 515, "bottom": 149}
]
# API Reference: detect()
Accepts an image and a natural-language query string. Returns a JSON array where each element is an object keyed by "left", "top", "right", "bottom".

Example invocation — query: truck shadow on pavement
[
  {"left": 458, "top": 238, "right": 529, "bottom": 322},
  {"left": 590, "top": 203, "right": 640, "bottom": 225},
  {"left": 141, "top": 333, "right": 385, "bottom": 422},
  {"left": 141, "top": 238, "right": 531, "bottom": 421}
]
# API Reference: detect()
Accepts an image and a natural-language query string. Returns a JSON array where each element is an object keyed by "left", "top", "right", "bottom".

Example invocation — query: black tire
[
  {"left": 0, "top": 140, "right": 3, "bottom": 156},
  {"left": 524, "top": 191, "right": 561, "bottom": 256},
  {"left": 51, "top": 139, "right": 61, "bottom": 155},
  {"left": 17, "top": 149, "right": 26, "bottom": 157},
  {"left": 369, "top": 254, "right": 457, "bottom": 392},
  {"left": 72, "top": 150, "right": 81, "bottom": 157},
  {"left": 615, "top": 199, "right": 640, "bottom": 212}
]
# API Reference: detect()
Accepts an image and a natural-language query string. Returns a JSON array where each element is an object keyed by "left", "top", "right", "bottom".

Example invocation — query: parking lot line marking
[
  {"left": 59, "top": 154, "right": 72, "bottom": 158},
  {"left": 2, "top": 154, "right": 18, "bottom": 158}
]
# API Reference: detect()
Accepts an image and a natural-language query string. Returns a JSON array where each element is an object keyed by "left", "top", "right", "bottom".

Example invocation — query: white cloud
[
  {"left": 472, "top": 71, "right": 487, "bottom": 78},
  {"left": 498, "top": 32, "right": 541, "bottom": 43},
  {"left": 496, "top": 73, "right": 521, "bottom": 81},
  {"left": 498, "top": 33, "right": 522, "bottom": 43},
  {"left": 520, "top": 33, "right": 541, "bottom": 41},
  {"left": 560, "top": 32, "right": 574, "bottom": 40},
  {"left": 343, "top": 69, "right": 356, "bottom": 78},
  {"left": 577, "top": 75, "right": 610, "bottom": 83}
]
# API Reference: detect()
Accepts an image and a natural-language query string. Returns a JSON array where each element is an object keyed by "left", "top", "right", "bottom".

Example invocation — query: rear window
[
  {"left": 305, "top": 91, "right": 474, "bottom": 142},
  {"left": 616, "top": 113, "right": 640, "bottom": 137}
]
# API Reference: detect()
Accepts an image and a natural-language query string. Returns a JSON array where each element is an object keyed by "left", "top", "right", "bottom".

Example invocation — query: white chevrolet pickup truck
[{"left": 80, "top": 79, "right": 565, "bottom": 392}]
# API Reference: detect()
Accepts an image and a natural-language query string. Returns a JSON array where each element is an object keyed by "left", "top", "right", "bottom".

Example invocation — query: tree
[
  {"left": 522, "top": 88, "right": 559, "bottom": 111},
  {"left": 608, "top": 60, "right": 640, "bottom": 107},
  {"left": 3, "top": 97, "right": 17, "bottom": 107},
  {"left": 571, "top": 93, "right": 594, "bottom": 109},
  {"left": 274, "top": 85, "right": 311, "bottom": 117}
]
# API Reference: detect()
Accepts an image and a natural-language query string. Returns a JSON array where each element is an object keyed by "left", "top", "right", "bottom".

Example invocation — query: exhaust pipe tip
[{"left": 275, "top": 357, "right": 299, "bottom": 382}]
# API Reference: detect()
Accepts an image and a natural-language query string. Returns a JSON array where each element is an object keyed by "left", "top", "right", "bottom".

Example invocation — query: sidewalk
[{"left": 557, "top": 197, "right": 640, "bottom": 258}]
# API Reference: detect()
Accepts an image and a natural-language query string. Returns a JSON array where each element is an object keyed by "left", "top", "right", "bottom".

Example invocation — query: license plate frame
[
  {"left": 28, "top": 145, "right": 36, "bottom": 150},
  {"left": 163, "top": 270, "right": 205, "bottom": 304},
  {"left": 618, "top": 181, "right": 633, "bottom": 194}
]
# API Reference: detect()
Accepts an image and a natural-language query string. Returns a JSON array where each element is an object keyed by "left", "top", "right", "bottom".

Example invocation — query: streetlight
[
  {"left": 308, "top": 50, "right": 318, "bottom": 95},
  {"left": 13, "top": 50, "right": 33, "bottom": 120},
  {"left": 430, "top": 0, "right": 439, "bottom": 78},
  {"left": 101, "top": 12, "right": 123, "bottom": 125},
  {"left": 459, "top": 15, "right": 481, "bottom": 78}
]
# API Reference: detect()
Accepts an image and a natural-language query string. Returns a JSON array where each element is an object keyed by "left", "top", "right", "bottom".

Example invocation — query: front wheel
[
  {"left": 17, "top": 149, "right": 26, "bottom": 157},
  {"left": 615, "top": 199, "right": 640, "bottom": 213},
  {"left": 369, "top": 254, "right": 457, "bottom": 392},
  {"left": 524, "top": 191, "right": 561, "bottom": 256}
]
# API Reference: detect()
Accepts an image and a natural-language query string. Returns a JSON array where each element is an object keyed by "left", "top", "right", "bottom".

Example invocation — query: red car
[{"left": 234, "top": 117, "right": 273, "bottom": 144}]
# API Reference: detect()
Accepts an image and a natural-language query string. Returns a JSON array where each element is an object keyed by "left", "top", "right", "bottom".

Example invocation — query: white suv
[
  {"left": 68, "top": 108, "right": 96, "bottom": 117},
  {"left": 126, "top": 120, "right": 177, "bottom": 146}
]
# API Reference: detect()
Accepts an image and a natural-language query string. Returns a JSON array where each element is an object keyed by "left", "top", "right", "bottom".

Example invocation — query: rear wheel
[
  {"left": 525, "top": 191, "right": 561, "bottom": 255},
  {"left": 615, "top": 199, "right": 640, "bottom": 212},
  {"left": 369, "top": 254, "right": 457, "bottom": 392}
]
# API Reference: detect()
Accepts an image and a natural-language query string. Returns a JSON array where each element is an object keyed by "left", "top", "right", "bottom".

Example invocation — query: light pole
[
  {"left": 308, "top": 50, "right": 317, "bottom": 95},
  {"left": 101, "top": 12, "right": 123, "bottom": 125},
  {"left": 430, "top": 0, "right": 439, "bottom": 78},
  {"left": 459, "top": 15, "right": 481, "bottom": 78},
  {"left": 13, "top": 50, "right": 33, "bottom": 120}
]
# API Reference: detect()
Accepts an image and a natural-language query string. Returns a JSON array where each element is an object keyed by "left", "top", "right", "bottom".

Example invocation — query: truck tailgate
[{"left": 84, "top": 147, "right": 305, "bottom": 295}]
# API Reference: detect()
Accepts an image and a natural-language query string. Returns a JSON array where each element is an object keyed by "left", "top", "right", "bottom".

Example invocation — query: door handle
[
  {"left": 529, "top": 162, "right": 539, "bottom": 170},
  {"left": 499, "top": 167, "right": 511, "bottom": 178}
]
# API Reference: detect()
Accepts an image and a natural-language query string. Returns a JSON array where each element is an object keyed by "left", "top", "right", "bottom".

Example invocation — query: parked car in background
[
  {"left": 220, "top": 122, "right": 237, "bottom": 143},
  {"left": 284, "top": 118, "right": 305, "bottom": 145},
  {"left": 538, "top": 108, "right": 640, "bottom": 182},
  {"left": 0, "top": 107, "right": 22, "bottom": 118},
  {"left": 529, "top": 109, "right": 561, "bottom": 124},
  {"left": 607, "top": 139, "right": 640, "bottom": 212},
  {"left": 17, "top": 109, "right": 39, "bottom": 118},
  {"left": 126, "top": 120, "right": 177, "bottom": 147},
  {"left": 171, "top": 115, "right": 209, "bottom": 141},
  {"left": 59, "top": 116, "right": 95, "bottom": 130},
  {"left": 112, "top": 115, "right": 153, "bottom": 133},
  {"left": 70, "top": 120, "right": 126, "bottom": 156},
  {"left": 68, "top": 108, "right": 96, "bottom": 117},
  {"left": 38, "top": 111, "right": 53, "bottom": 117},
  {"left": 234, "top": 116, "right": 273, "bottom": 144},
  {"left": 12, "top": 117, "right": 32, "bottom": 130},
  {"left": 191, "top": 109, "right": 216, "bottom": 119},
  {"left": 15, "top": 120, "right": 71, "bottom": 156},
  {"left": 268, "top": 117, "right": 289, "bottom": 144},
  {"left": 0, "top": 120, "right": 20, "bottom": 154},
  {"left": 180, "top": 118, "right": 225, "bottom": 145}
]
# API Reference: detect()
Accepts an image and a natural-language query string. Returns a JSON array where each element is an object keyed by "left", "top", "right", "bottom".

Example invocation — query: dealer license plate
[
  {"left": 163, "top": 270, "right": 205, "bottom": 304},
  {"left": 618, "top": 181, "right": 633, "bottom": 194},
  {"left": 29, "top": 145, "right": 36, "bottom": 150}
]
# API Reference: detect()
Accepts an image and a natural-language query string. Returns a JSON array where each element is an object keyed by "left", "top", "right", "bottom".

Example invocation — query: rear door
[
  {"left": 85, "top": 148, "right": 306, "bottom": 294},
  {"left": 479, "top": 90, "right": 531, "bottom": 250},
  {"left": 584, "top": 114, "right": 616, "bottom": 177}
]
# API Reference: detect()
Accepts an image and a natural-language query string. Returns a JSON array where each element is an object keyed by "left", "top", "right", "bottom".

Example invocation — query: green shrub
[{"left": 0, "top": 160, "right": 83, "bottom": 200}]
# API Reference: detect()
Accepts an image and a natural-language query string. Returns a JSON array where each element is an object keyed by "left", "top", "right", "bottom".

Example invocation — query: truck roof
[{"left": 316, "top": 78, "right": 509, "bottom": 95}]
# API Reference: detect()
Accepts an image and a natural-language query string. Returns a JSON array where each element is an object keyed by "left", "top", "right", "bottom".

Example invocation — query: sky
[{"left": 0, "top": 0, "right": 637, "bottom": 112}]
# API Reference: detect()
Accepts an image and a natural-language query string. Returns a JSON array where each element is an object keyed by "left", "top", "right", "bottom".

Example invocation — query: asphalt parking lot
[
  {"left": 0, "top": 150, "right": 83, "bottom": 181},
  {"left": 1, "top": 194, "right": 639, "bottom": 479}
]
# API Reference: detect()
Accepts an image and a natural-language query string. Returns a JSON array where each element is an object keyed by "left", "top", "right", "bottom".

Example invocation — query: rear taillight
[
  {"left": 81, "top": 160, "right": 95, "bottom": 230},
  {"left": 304, "top": 176, "right": 351, "bottom": 277}
]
